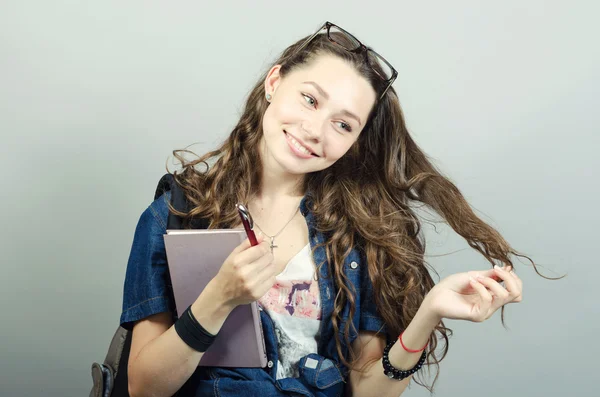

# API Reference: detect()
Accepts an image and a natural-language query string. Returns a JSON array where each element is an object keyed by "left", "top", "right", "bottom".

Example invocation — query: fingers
[
  {"left": 475, "top": 267, "right": 503, "bottom": 283},
  {"left": 508, "top": 268, "right": 523, "bottom": 302},
  {"left": 256, "top": 272, "right": 278, "bottom": 294},
  {"left": 474, "top": 275, "right": 509, "bottom": 314},
  {"left": 239, "top": 241, "right": 277, "bottom": 281},
  {"left": 492, "top": 265, "right": 523, "bottom": 303},
  {"left": 233, "top": 232, "right": 267, "bottom": 254},
  {"left": 475, "top": 274, "right": 509, "bottom": 302},
  {"left": 469, "top": 276, "right": 493, "bottom": 321},
  {"left": 473, "top": 266, "right": 523, "bottom": 315},
  {"left": 247, "top": 248, "right": 275, "bottom": 277},
  {"left": 243, "top": 251, "right": 282, "bottom": 300},
  {"left": 232, "top": 237, "right": 255, "bottom": 254},
  {"left": 254, "top": 248, "right": 290, "bottom": 287},
  {"left": 235, "top": 240, "right": 271, "bottom": 266}
]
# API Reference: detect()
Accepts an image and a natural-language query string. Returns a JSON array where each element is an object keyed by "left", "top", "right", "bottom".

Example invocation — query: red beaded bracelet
[{"left": 398, "top": 331, "right": 428, "bottom": 353}]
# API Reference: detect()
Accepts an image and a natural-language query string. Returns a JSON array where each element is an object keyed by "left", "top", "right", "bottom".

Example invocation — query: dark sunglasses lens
[{"left": 328, "top": 25, "right": 361, "bottom": 51}]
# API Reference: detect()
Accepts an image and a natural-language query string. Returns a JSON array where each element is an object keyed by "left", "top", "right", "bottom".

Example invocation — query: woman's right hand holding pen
[
  {"left": 213, "top": 233, "right": 278, "bottom": 307},
  {"left": 190, "top": 233, "right": 277, "bottom": 335}
]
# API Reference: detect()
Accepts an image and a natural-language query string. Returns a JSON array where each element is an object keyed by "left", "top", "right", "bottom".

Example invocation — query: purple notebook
[{"left": 163, "top": 229, "right": 268, "bottom": 368}]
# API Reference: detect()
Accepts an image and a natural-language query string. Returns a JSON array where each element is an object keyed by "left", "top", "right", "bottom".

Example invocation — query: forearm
[
  {"left": 129, "top": 281, "right": 234, "bottom": 397},
  {"left": 349, "top": 297, "right": 441, "bottom": 397},
  {"left": 128, "top": 325, "right": 204, "bottom": 397}
]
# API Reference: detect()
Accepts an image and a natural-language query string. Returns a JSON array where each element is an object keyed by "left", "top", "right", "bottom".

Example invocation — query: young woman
[{"left": 120, "top": 22, "right": 533, "bottom": 397}]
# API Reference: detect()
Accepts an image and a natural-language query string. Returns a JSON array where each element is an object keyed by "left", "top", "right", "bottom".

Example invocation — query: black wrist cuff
[{"left": 174, "top": 306, "right": 217, "bottom": 353}]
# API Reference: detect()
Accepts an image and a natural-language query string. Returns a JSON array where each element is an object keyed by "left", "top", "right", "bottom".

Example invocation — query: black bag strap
[
  {"left": 154, "top": 173, "right": 210, "bottom": 230},
  {"left": 110, "top": 331, "right": 131, "bottom": 397}
]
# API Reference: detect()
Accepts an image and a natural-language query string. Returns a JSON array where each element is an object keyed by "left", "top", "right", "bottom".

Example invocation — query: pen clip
[{"left": 235, "top": 203, "right": 254, "bottom": 229}]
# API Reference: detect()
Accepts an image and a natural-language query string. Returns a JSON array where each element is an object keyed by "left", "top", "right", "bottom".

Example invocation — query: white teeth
[{"left": 287, "top": 133, "right": 312, "bottom": 155}]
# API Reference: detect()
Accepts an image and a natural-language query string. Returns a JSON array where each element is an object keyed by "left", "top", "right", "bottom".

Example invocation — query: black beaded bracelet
[
  {"left": 382, "top": 340, "right": 427, "bottom": 381},
  {"left": 174, "top": 306, "right": 218, "bottom": 352}
]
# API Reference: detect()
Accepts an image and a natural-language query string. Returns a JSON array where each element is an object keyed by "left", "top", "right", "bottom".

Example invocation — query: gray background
[{"left": 1, "top": 1, "right": 597, "bottom": 396}]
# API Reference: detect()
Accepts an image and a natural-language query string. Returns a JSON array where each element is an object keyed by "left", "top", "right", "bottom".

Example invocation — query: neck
[{"left": 256, "top": 138, "right": 305, "bottom": 203}]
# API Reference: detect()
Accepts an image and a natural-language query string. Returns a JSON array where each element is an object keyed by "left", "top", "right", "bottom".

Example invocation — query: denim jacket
[{"left": 120, "top": 191, "right": 387, "bottom": 397}]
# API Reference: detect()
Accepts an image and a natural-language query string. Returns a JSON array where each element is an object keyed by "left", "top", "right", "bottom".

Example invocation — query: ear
[{"left": 264, "top": 64, "right": 283, "bottom": 98}]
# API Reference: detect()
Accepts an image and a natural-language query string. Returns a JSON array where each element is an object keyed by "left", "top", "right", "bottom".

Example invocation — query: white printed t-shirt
[{"left": 258, "top": 243, "right": 322, "bottom": 379}]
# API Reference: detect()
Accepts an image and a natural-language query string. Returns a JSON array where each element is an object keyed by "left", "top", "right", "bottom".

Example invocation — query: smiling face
[{"left": 260, "top": 53, "right": 377, "bottom": 176}]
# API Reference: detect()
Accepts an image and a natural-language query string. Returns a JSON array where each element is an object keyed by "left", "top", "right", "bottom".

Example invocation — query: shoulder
[{"left": 145, "top": 190, "right": 171, "bottom": 231}]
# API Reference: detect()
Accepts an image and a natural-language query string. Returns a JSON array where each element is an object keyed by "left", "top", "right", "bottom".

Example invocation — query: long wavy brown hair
[{"left": 164, "top": 32, "right": 553, "bottom": 391}]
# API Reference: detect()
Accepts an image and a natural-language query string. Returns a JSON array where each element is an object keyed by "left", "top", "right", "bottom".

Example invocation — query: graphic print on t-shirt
[{"left": 258, "top": 243, "right": 322, "bottom": 379}]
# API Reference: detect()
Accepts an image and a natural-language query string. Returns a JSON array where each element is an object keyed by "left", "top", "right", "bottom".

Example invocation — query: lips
[{"left": 284, "top": 130, "right": 319, "bottom": 157}]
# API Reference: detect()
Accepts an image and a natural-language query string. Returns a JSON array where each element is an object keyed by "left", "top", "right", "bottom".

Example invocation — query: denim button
[
  {"left": 267, "top": 360, "right": 274, "bottom": 368},
  {"left": 350, "top": 261, "right": 358, "bottom": 269}
]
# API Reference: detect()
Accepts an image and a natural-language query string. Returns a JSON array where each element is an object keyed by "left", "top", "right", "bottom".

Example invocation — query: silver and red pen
[{"left": 235, "top": 203, "right": 258, "bottom": 246}]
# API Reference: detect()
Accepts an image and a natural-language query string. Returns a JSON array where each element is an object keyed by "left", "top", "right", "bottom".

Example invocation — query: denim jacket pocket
[{"left": 298, "top": 353, "right": 344, "bottom": 389}]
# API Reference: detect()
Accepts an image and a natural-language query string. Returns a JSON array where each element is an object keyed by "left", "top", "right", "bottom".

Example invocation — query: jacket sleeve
[{"left": 119, "top": 191, "right": 175, "bottom": 330}]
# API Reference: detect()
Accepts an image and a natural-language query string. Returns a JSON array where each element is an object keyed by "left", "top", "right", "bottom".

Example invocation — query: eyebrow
[{"left": 302, "top": 81, "right": 362, "bottom": 126}]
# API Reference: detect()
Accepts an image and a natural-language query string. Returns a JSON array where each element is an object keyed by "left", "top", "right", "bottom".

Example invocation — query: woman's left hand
[{"left": 425, "top": 265, "right": 523, "bottom": 323}]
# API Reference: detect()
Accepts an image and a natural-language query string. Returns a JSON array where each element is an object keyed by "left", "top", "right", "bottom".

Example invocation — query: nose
[{"left": 301, "top": 120, "right": 324, "bottom": 142}]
